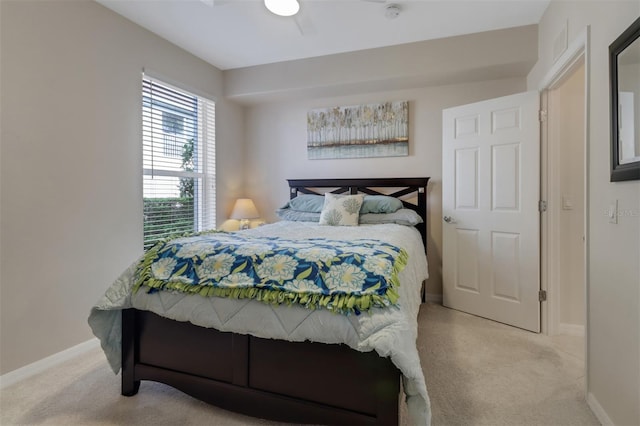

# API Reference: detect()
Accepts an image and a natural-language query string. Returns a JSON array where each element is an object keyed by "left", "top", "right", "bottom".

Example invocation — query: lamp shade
[{"left": 230, "top": 198, "right": 260, "bottom": 220}]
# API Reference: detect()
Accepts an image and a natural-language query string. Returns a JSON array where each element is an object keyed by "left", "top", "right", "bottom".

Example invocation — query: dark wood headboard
[{"left": 287, "top": 177, "right": 430, "bottom": 251}]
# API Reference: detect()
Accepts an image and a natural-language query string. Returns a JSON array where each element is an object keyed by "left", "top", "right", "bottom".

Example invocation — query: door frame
[{"left": 537, "top": 26, "right": 590, "bottom": 387}]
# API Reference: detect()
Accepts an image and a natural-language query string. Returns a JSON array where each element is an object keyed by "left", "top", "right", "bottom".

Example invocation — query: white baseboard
[
  {"left": 559, "top": 323, "right": 585, "bottom": 336},
  {"left": 425, "top": 293, "right": 443, "bottom": 304},
  {"left": 0, "top": 338, "right": 100, "bottom": 389},
  {"left": 587, "top": 392, "right": 613, "bottom": 426}
]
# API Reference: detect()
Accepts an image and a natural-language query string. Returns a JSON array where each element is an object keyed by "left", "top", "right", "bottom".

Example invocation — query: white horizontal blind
[{"left": 142, "top": 75, "right": 216, "bottom": 249}]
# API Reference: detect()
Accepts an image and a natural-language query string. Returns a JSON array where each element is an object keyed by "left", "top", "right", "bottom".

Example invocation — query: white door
[{"left": 442, "top": 91, "right": 540, "bottom": 332}]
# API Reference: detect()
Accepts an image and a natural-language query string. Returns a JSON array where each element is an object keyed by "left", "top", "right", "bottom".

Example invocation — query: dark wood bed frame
[{"left": 122, "top": 177, "right": 430, "bottom": 425}]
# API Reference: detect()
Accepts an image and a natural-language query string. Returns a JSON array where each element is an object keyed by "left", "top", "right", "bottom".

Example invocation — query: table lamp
[{"left": 230, "top": 198, "right": 260, "bottom": 230}]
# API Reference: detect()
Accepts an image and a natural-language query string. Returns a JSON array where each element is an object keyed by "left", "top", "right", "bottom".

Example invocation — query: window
[
  {"left": 142, "top": 75, "right": 216, "bottom": 249},
  {"left": 162, "top": 111, "right": 185, "bottom": 157}
]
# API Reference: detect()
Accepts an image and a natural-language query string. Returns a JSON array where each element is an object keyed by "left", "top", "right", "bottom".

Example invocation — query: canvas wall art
[{"left": 307, "top": 101, "right": 409, "bottom": 160}]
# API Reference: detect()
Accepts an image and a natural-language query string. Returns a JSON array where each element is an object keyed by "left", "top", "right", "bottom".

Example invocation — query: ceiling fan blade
[{"left": 294, "top": 12, "right": 316, "bottom": 36}]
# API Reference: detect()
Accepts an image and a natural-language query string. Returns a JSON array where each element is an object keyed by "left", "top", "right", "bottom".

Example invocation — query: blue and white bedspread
[
  {"left": 89, "top": 221, "right": 431, "bottom": 425},
  {"left": 135, "top": 232, "right": 407, "bottom": 315}
]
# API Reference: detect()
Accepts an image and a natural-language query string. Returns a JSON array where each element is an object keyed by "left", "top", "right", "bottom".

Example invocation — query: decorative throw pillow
[{"left": 319, "top": 193, "right": 365, "bottom": 226}]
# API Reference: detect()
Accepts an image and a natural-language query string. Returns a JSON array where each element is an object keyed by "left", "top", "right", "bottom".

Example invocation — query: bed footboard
[{"left": 121, "top": 309, "right": 400, "bottom": 425}]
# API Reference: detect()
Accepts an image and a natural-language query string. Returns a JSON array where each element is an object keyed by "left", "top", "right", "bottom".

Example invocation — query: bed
[{"left": 89, "top": 177, "right": 431, "bottom": 426}]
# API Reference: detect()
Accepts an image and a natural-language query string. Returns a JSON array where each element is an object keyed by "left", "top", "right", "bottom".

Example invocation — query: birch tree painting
[{"left": 307, "top": 101, "right": 409, "bottom": 160}]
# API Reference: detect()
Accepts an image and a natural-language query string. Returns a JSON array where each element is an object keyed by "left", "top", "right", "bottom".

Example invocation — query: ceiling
[{"left": 96, "top": 0, "right": 550, "bottom": 71}]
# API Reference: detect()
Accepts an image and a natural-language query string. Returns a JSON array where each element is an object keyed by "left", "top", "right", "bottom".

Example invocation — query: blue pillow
[
  {"left": 282, "top": 194, "right": 403, "bottom": 214},
  {"left": 281, "top": 194, "right": 324, "bottom": 213},
  {"left": 276, "top": 208, "right": 321, "bottom": 222},
  {"left": 359, "top": 209, "right": 423, "bottom": 226},
  {"left": 360, "top": 195, "right": 403, "bottom": 214}
]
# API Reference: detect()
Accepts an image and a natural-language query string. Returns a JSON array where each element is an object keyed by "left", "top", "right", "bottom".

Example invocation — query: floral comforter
[{"left": 135, "top": 232, "right": 407, "bottom": 315}]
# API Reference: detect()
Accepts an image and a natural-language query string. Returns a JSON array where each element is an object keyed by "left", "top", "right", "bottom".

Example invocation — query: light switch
[
  {"left": 562, "top": 195, "right": 573, "bottom": 210},
  {"left": 608, "top": 200, "right": 618, "bottom": 224}
]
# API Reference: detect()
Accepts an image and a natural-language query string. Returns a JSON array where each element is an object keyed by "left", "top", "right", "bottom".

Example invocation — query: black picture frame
[{"left": 610, "top": 16, "right": 640, "bottom": 182}]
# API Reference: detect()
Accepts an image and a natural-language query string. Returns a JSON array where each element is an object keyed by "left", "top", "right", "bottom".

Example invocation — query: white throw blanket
[{"left": 89, "top": 221, "right": 431, "bottom": 425}]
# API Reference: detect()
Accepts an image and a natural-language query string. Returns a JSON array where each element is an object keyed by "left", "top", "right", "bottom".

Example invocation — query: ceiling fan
[{"left": 199, "top": 0, "right": 401, "bottom": 36}]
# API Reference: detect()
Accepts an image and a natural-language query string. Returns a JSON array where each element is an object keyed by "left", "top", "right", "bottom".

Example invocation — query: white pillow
[{"left": 319, "top": 193, "right": 364, "bottom": 226}]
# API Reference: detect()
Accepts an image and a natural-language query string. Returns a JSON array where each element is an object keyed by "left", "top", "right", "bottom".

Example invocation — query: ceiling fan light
[{"left": 264, "top": 0, "right": 300, "bottom": 17}]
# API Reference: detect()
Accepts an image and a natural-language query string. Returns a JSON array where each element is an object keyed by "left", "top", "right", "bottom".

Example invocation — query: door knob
[{"left": 443, "top": 216, "right": 455, "bottom": 223}]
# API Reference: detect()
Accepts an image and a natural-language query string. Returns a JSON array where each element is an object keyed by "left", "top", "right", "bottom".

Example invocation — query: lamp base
[{"left": 239, "top": 219, "right": 251, "bottom": 230}]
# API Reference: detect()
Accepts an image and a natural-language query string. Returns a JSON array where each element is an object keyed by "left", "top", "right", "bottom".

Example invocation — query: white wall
[
  {"left": 528, "top": 2, "right": 640, "bottom": 424},
  {"left": 0, "top": 0, "right": 245, "bottom": 374},
  {"left": 244, "top": 77, "right": 526, "bottom": 298}
]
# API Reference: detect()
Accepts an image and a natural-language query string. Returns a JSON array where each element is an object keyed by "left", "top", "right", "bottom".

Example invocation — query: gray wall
[
  {"left": 0, "top": 0, "right": 245, "bottom": 374},
  {"left": 528, "top": 1, "right": 640, "bottom": 424}
]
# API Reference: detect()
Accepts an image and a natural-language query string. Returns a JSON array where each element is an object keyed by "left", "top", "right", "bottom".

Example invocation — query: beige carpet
[{"left": 1, "top": 303, "right": 599, "bottom": 426}]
